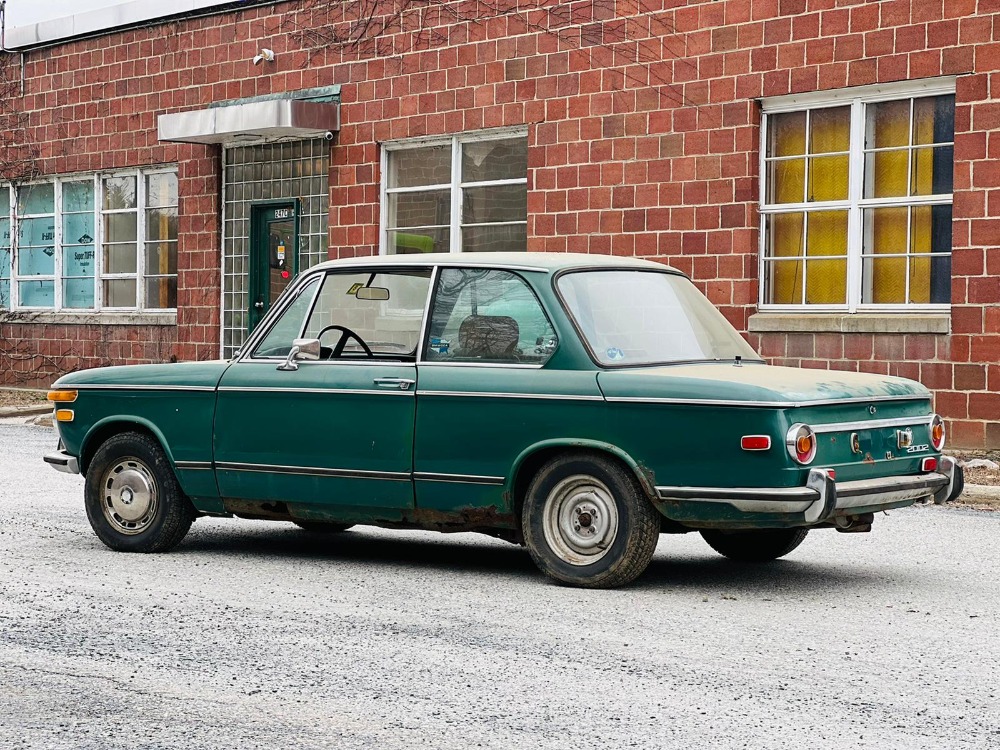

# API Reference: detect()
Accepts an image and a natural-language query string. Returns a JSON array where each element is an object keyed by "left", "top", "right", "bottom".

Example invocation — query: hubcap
[
  {"left": 542, "top": 475, "right": 619, "bottom": 566},
  {"left": 101, "top": 457, "right": 157, "bottom": 535}
]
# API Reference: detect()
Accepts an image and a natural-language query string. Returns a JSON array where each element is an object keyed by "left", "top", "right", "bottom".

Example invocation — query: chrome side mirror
[{"left": 277, "top": 338, "right": 321, "bottom": 371}]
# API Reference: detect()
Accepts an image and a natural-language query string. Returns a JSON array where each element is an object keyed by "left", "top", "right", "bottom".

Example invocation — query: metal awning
[{"left": 157, "top": 99, "right": 340, "bottom": 145}]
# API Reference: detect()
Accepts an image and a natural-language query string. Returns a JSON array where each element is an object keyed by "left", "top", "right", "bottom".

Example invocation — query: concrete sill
[
  {"left": 0, "top": 311, "right": 177, "bottom": 326},
  {"left": 748, "top": 312, "right": 950, "bottom": 335}
]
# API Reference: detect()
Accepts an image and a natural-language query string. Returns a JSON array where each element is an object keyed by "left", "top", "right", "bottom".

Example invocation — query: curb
[
  {"left": 0, "top": 404, "right": 52, "bottom": 418},
  {"left": 953, "top": 484, "right": 1000, "bottom": 510}
]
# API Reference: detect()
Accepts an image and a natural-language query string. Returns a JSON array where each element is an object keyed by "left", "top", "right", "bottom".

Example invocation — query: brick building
[{"left": 0, "top": 0, "right": 997, "bottom": 446}]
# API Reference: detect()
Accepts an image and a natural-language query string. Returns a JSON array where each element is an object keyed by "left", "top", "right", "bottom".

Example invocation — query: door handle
[{"left": 373, "top": 377, "right": 415, "bottom": 391}]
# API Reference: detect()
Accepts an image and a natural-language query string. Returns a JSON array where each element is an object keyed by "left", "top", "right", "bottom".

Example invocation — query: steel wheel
[
  {"left": 541, "top": 475, "right": 620, "bottom": 566},
  {"left": 522, "top": 452, "right": 660, "bottom": 588},
  {"left": 85, "top": 432, "right": 195, "bottom": 553},
  {"left": 100, "top": 456, "right": 159, "bottom": 535}
]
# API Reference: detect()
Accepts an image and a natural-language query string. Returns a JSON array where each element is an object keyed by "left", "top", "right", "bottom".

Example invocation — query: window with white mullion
[
  {"left": 0, "top": 185, "right": 11, "bottom": 308},
  {"left": 382, "top": 127, "right": 528, "bottom": 255},
  {"left": 761, "top": 83, "right": 955, "bottom": 311},
  {"left": 15, "top": 182, "right": 57, "bottom": 309}
]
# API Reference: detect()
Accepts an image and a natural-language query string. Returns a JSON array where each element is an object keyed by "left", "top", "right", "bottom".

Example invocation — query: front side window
[
  {"left": 0, "top": 168, "right": 177, "bottom": 312},
  {"left": 383, "top": 130, "right": 528, "bottom": 255},
  {"left": 761, "top": 83, "right": 954, "bottom": 310},
  {"left": 425, "top": 268, "right": 557, "bottom": 365},
  {"left": 254, "top": 269, "right": 432, "bottom": 360},
  {"left": 558, "top": 270, "right": 761, "bottom": 367}
]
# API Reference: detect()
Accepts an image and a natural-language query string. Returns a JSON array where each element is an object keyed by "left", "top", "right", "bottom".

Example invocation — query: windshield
[{"left": 557, "top": 270, "right": 762, "bottom": 367}]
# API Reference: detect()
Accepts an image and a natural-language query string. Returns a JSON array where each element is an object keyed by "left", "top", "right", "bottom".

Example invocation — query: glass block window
[
  {"left": 222, "top": 138, "right": 330, "bottom": 359},
  {"left": 761, "top": 82, "right": 954, "bottom": 311},
  {"left": 0, "top": 168, "right": 177, "bottom": 311},
  {"left": 382, "top": 128, "right": 528, "bottom": 254}
]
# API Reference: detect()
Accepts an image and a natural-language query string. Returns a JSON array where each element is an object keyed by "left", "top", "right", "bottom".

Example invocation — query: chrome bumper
[
  {"left": 655, "top": 457, "right": 961, "bottom": 527},
  {"left": 44, "top": 449, "right": 80, "bottom": 474}
]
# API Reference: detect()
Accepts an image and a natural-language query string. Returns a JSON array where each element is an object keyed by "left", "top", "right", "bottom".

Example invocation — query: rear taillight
[
  {"left": 929, "top": 414, "right": 946, "bottom": 451},
  {"left": 785, "top": 423, "right": 817, "bottom": 465},
  {"left": 921, "top": 456, "right": 938, "bottom": 472}
]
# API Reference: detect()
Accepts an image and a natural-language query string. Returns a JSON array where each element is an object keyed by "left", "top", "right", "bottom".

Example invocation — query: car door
[
  {"left": 414, "top": 267, "right": 604, "bottom": 515},
  {"left": 214, "top": 266, "right": 432, "bottom": 513}
]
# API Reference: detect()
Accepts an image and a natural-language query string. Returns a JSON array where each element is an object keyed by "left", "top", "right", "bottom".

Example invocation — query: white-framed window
[
  {"left": 0, "top": 167, "right": 178, "bottom": 312},
  {"left": 759, "top": 79, "right": 955, "bottom": 312},
  {"left": 380, "top": 127, "right": 528, "bottom": 255}
]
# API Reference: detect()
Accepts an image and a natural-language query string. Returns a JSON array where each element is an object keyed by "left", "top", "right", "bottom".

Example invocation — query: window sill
[
  {"left": 748, "top": 312, "right": 949, "bottom": 335},
  {"left": 0, "top": 310, "right": 177, "bottom": 326}
]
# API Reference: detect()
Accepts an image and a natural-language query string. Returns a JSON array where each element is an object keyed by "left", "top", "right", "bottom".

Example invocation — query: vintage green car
[{"left": 45, "top": 253, "right": 963, "bottom": 588}]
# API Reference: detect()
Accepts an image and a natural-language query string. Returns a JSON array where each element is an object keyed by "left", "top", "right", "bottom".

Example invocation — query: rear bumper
[
  {"left": 654, "top": 457, "right": 962, "bottom": 529},
  {"left": 44, "top": 449, "right": 80, "bottom": 474}
]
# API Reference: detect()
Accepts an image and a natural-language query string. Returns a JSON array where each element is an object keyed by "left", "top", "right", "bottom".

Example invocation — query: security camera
[
  {"left": 324, "top": 131, "right": 335, "bottom": 141},
  {"left": 253, "top": 48, "right": 275, "bottom": 65}
]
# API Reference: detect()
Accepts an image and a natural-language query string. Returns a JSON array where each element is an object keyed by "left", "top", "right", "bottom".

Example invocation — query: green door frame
[{"left": 249, "top": 199, "right": 301, "bottom": 333}]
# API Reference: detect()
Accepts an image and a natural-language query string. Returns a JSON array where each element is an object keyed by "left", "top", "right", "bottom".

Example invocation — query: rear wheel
[
  {"left": 292, "top": 521, "right": 354, "bottom": 533},
  {"left": 522, "top": 453, "right": 660, "bottom": 588},
  {"left": 84, "top": 432, "right": 195, "bottom": 552},
  {"left": 700, "top": 528, "right": 808, "bottom": 562}
]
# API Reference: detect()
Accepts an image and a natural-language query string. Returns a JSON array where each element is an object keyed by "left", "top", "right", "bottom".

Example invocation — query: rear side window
[{"left": 424, "top": 268, "right": 557, "bottom": 365}]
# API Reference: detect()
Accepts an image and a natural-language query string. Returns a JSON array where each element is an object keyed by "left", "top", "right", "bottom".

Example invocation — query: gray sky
[{"left": 4, "top": 0, "right": 125, "bottom": 27}]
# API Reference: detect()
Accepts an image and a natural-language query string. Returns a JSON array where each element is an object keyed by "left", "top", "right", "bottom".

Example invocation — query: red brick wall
[{"left": 1, "top": 0, "right": 998, "bottom": 446}]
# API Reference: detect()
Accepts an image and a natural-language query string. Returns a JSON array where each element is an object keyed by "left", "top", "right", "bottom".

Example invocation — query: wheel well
[
  {"left": 80, "top": 421, "right": 162, "bottom": 475},
  {"left": 511, "top": 446, "right": 654, "bottom": 529}
]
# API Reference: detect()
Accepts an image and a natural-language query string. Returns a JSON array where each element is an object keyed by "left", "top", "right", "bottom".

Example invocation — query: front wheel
[
  {"left": 700, "top": 528, "right": 808, "bottom": 562},
  {"left": 522, "top": 453, "right": 660, "bottom": 588},
  {"left": 84, "top": 432, "right": 195, "bottom": 552}
]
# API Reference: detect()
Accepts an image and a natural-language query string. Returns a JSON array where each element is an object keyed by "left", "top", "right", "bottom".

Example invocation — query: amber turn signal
[
  {"left": 929, "top": 414, "right": 946, "bottom": 451},
  {"left": 47, "top": 390, "right": 78, "bottom": 403},
  {"left": 55, "top": 409, "right": 75, "bottom": 422},
  {"left": 785, "top": 423, "right": 817, "bottom": 465}
]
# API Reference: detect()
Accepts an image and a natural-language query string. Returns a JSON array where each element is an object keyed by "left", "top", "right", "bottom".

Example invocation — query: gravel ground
[{"left": 1, "top": 422, "right": 999, "bottom": 749}]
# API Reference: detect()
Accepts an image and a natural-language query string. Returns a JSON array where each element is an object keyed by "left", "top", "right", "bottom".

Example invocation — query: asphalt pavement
[{"left": 1, "top": 422, "right": 998, "bottom": 749}]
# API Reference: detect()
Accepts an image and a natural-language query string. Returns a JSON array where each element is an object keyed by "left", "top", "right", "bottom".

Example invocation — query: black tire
[
  {"left": 700, "top": 528, "right": 808, "bottom": 562},
  {"left": 84, "top": 431, "right": 195, "bottom": 552},
  {"left": 521, "top": 452, "right": 660, "bottom": 588},
  {"left": 292, "top": 521, "right": 354, "bottom": 533}
]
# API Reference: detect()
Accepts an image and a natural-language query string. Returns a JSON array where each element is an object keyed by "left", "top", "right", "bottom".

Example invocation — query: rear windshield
[{"left": 557, "top": 270, "right": 762, "bottom": 367}]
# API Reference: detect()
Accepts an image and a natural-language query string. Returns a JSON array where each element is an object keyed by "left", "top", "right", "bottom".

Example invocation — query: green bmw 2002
[{"left": 45, "top": 253, "right": 963, "bottom": 588}]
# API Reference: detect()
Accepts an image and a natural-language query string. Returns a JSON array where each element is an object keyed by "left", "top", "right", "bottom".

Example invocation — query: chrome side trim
[
  {"left": 605, "top": 394, "right": 927, "bottom": 409},
  {"left": 413, "top": 472, "right": 505, "bottom": 486},
  {"left": 244, "top": 358, "right": 417, "bottom": 367},
  {"left": 417, "top": 361, "right": 544, "bottom": 370},
  {"left": 812, "top": 415, "right": 931, "bottom": 434},
  {"left": 69, "top": 384, "right": 217, "bottom": 392},
  {"left": 175, "top": 461, "right": 213, "bottom": 471},
  {"left": 217, "top": 386, "right": 412, "bottom": 396},
  {"left": 215, "top": 461, "right": 411, "bottom": 481},
  {"left": 416, "top": 390, "right": 604, "bottom": 401}
]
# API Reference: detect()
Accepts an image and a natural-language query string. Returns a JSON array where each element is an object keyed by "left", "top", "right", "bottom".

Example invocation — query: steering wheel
[{"left": 316, "top": 324, "right": 374, "bottom": 358}]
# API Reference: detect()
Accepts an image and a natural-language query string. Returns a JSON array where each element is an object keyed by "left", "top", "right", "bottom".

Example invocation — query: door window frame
[{"left": 248, "top": 199, "right": 300, "bottom": 333}]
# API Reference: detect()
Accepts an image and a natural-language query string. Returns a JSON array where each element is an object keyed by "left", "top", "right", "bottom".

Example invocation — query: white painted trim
[{"left": 760, "top": 77, "right": 957, "bottom": 113}]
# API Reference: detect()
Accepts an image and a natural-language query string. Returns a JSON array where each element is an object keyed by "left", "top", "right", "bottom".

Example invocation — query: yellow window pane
[
  {"left": 806, "top": 210, "right": 848, "bottom": 257},
  {"left": 910, "top": 206, "right": 932, "bottom": 254},
  {"left": 804, "top": 259, "right": 846, "bottom": 304},
  {"left": 767, "top": 259, "right": 803, "bottom": 304},
  {"left": 809, "top": 106, "right": 850, "bottom": 153},
  {"left": 768, "top": 212, "right": 804, "bottom": 258},
  {"left": 866, "top": 149, "right": 908, "bottom": 198},
  {"left": 808, "top": 155, "right": 849, "bottom": 201},
  {"left": 865, "top": 256, "right": 907, "bottom": 304},
  {"left": 909, "top": 255, "right": 931, "bottom": 304},
  {"left": 769, "top": 111, "right": 806, "bottom": 157},
  {"left": 910, "top": 146, "right": 953, "bottom": 196},
  {"left": 912, "top": 97, "right": 938, "bottom": 146},
  {"left": 769, "top": 158, "right": 805, "bottom": 204},
  {"left": 869, "top": 99, "right": 910, "bottom": 148},
  {"left": 865, "top": 207, "right": 908, "bottom": 255}
]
